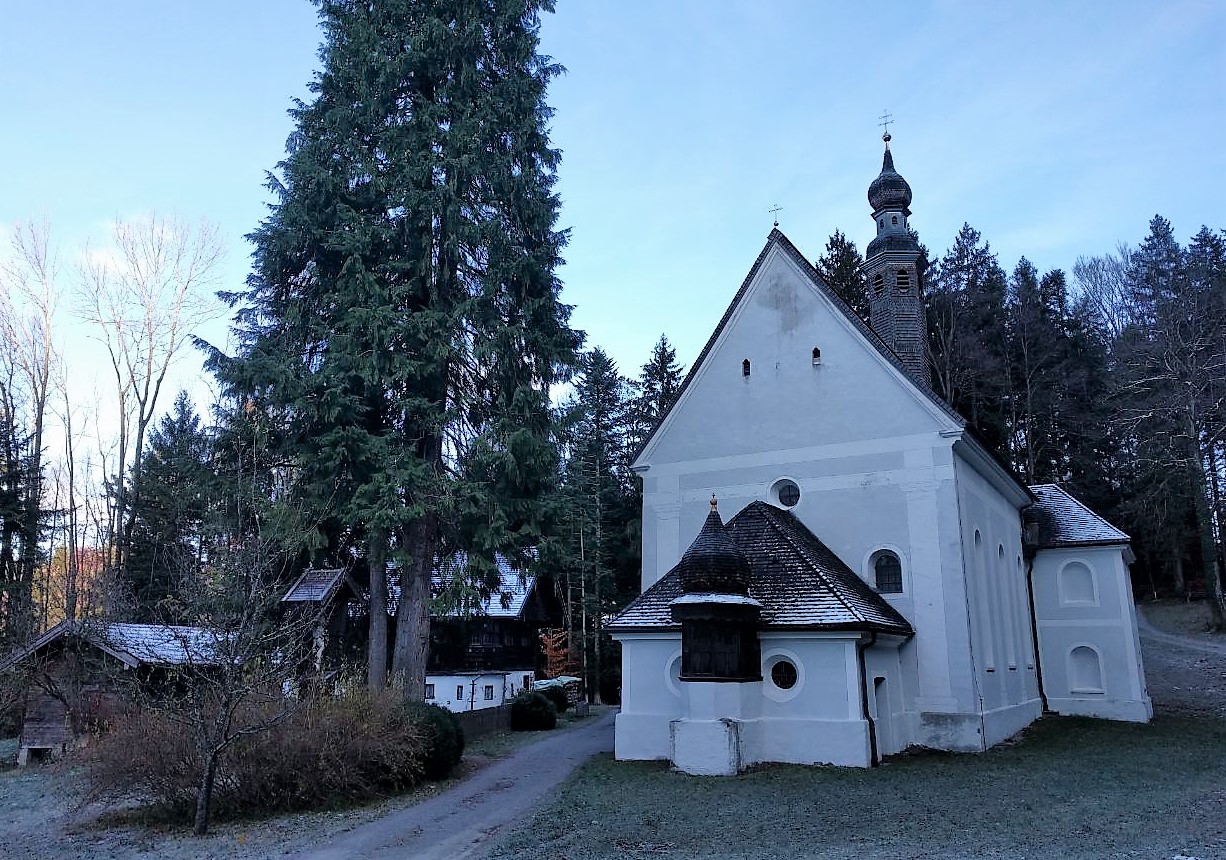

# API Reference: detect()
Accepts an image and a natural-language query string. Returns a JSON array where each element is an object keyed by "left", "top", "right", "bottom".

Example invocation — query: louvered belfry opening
[
  {"left": 674, "top": 601, "right": 761, "bottom": 681},
  {"left": 670, "top": 495, "right": 762, "bottom": 682}
]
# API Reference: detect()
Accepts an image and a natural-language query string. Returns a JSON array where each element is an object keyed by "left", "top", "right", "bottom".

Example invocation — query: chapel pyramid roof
[{"left": 609, "top": 500, "right": 913, "bottom": 635}]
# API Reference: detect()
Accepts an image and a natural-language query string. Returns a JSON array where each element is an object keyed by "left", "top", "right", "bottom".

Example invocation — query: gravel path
[
  {"left": 1138, "top": 608, "right": 1226, "bottom": 657},
  {"left": 1138, "top": 608, "right": 1226, "bottom": 720},
  {"left": 287, "top": 709, "right": 614, "bottom": 860}
]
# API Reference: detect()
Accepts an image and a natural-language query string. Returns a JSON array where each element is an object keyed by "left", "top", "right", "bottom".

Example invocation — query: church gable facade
[{"left": 611, "top": 138, "right": 1149, "bottom": 774}]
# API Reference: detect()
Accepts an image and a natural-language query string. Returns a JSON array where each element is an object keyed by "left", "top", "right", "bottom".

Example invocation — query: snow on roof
[
  {"left": 0, "top": 620, "right": 222, "bottom": 671},
  {"left": 1027, "top": 484, "right": 1130, "bottom": 548},
  {"left": 432, "top": 554, "right": 535, "bottom": 619},
  {"left": 99, "top": 623, "right": 222, "bottom": 666}
]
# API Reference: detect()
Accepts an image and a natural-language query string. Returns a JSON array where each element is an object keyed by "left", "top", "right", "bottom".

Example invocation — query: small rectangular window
[
  {"left": 457, "top": 685, "right": 464, "bottom": 700},
  {"left": 424, "top": 684, "right": 435, "bottom": 700},
  {"left": 523, "top": 674, "right": 533, "bottom": 690},
  {"left": 484, "top": 684, "right": 495, "bottom": 701}
]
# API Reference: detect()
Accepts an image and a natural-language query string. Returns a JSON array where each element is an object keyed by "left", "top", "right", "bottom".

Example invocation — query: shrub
[
  {"left": 401, "top": 700, "right": 464, "bottom": 780},
  {"left": 539, "top": 683, "right": 570, "bottom": 714},
  {"left": 510, "top": 690, "right": 557, "bottom": 731},
  {"left": 86, "top": 688, "right": 445, "bottom": 822},
  {"left": 228, "top": 691, "right": 428, "bottom": 810}
]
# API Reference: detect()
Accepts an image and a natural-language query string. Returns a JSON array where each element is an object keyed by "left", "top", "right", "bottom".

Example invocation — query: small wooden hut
[{"left": 0, "top": 620, "right": 218, "bottom": 765}]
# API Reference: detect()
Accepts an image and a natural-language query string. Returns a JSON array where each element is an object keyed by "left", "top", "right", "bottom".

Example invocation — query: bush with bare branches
[{"left": 86, "top": 688, "right": 454, "bottom": 822}]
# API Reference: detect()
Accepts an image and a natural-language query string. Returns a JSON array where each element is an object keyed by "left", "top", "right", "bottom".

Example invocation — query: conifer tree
[
  {"left": 0, "top": 394, "right": 38, "bottom": 646},
  {"left": 630, "top": 334, "right": 684, "bottom": 448},
  {"left": 125, "top": 391, "right": 213, "bottom": 621},
  {"left": 207, "top": 0, "right": 579, "bottom": 695},
  {"left": 557, "top": 348, "right": 635, "bottom": 701},
  {"left": 814, "top": 230, "right": 869, "bottom": 321},
  {"left": 1112, "top": 220, "right": 1226, "bottom": 625},
  {"left": 926, "top": 224, "right": 1010, "bottom": 453}
]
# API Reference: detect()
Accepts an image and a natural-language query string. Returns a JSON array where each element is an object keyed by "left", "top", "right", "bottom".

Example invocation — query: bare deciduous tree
[
  {"left": 0, "top": 220, "right": 62, "bottom": 642},
  {"left": 1073, "top": 244, "right": 1133, "bottom": 342},
  {"left": 77, "top": 215, "right": 224, "bottom": 574}
]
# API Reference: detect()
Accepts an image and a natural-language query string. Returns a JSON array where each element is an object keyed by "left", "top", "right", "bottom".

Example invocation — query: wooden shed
[{"left": 0, "top": 620, "right": 218, "bottom": 765}]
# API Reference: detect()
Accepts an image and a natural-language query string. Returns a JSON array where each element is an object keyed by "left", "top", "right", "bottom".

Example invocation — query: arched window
[
  {"left": 1059, "top": 561, "right": 1097, "bottom": 605},
  {"left": 873, "top": 551, "right": 903, "bottom": 593},
  {"left": 873, "top": 273, "right": 885, "bottom": 293},
  {"left": 896, "top": 269, "right": 910, "bottom": 291},
  {"left": 811, "top": 346, "right": 821, "bottom": 365},
  {"left": 742, "top": 358, "right": 751, "bottom": 377},
  {"left": 1069, "top": 645, "right": 1104, "bottom": 693},
  {"left": 891, "top": 215, "right": 898, "bottom": 226}
]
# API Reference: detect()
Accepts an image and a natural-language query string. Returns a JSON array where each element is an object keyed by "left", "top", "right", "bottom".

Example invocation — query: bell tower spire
[{"left": 863, "top": 131, "right": 930, "bottom": 387}]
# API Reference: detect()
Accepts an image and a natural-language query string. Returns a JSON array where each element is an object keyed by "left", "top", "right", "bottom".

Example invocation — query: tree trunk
[
  {"left": 390, "top": 515, "right": 437, "bottom": 696},
  {"left": 1186, "top": 419, "right": 1224, "bottom": 630},
  {"left": 193, "top": 753, "right": 218, "bottom": 836},
  {"left": 367, "top": 529, "right": 388, "bottom": 690},
  {"left": 1172, "top": 551, "right": 1186, "bottom": 597}
]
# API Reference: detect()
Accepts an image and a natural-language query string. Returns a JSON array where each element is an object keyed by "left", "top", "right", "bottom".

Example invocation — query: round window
[
  {"left": 771, "top": 659, "right": 798, "bottom": 690},
  {"left": 772, "top": 479, "right": 800, "bottom": 508}
]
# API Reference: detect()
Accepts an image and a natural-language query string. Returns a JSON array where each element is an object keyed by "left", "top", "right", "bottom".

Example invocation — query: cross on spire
[
  {"left": 878, "top": 110, "right": 893, "bottom": 143},
  {"left": 768, "top": 204, "right": 783, "bottom": 227}
]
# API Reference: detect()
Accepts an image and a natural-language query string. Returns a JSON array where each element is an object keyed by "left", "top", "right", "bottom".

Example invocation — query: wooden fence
[{"left": 454, "top": 704, "right": 512, "bottom": 739}]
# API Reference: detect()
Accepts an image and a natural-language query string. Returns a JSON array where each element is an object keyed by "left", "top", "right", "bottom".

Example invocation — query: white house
[
  {"left": 426, "top": 669, "right": 534, "bottom": 713},
  {"left": 609, "top": 135, "right": 1150, "bottom": 775},
  {"left": 426, "top": 559, "right": 552, "bottom": 713}
]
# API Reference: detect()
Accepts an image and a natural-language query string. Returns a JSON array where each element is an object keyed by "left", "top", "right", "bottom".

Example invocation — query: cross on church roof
[
  {"left": 878, "top": 110, "right": 893, "bottom": 139},
  {"left": 768, "top": 204, "right": 783, "bottom": 227}
]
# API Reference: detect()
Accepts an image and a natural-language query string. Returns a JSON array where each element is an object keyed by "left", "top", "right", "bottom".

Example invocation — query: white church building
[{"left": 608, "top": 135, "right": 1151, "bottom": 775}]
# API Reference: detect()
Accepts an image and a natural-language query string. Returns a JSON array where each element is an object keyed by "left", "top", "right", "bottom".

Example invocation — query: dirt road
[
  {"left": 1137, "top": 607, "right": 1226, "bottom": 720},
  {"left": 287, "top": 709, "right": 614, "bottom": 860},
  {"left": 1137, "top": 607, "right": 1226, "bottom": 657}
]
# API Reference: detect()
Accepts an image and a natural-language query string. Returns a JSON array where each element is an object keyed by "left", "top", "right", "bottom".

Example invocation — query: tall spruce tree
[
  {"left": 124, "top": 391, "right": 213, "bottom": 621},
  {"left": 1005, "top": 259, "right": 1069, "bottom": 483},
  {"left": 1113, "top": 219, "right": 1226, "bottom": 625},
  {"left": 814, "top": 230, "right": 869, "bottom": 321},
  {"left": 208, "top": 0, "right": 579, "bottom": 695},
  {"left": 557, "top": 347, "right": 636, "bottom": 701},
  {"left": 926, "top": 224, "right": 1010, "bottom": 453},
  {"left": 0, "top": 389, "right": 38, "bottom": 646}
]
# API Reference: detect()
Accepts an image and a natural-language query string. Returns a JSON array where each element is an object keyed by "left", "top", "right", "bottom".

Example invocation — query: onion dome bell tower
[
  {"left": 669, "top": 496, "right": 761, "bottom": 681},
  {"left": 863, "top": 132, "right": 931, "bottom": 387}
]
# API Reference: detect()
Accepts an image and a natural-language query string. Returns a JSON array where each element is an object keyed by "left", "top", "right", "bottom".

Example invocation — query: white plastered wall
[
  {"left": 613, "top": 633, "right": 683, "bottom": 761},
  {"left": 425, "top": 670, "right": 531, "bottom": 713},
  {"left": 616, "top": 630, "right": 880, "bottom": 769},
  {"left": 1030, "top": 545, "right": 1152, "bottom": 722},
  {"left": 951, "top": 453, "right": 1044, "bottom": 747}
]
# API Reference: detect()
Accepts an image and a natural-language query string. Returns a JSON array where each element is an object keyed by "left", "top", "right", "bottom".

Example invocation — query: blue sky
[{"left": 2, "top": 1, "right": 1222, "bottom": 394}]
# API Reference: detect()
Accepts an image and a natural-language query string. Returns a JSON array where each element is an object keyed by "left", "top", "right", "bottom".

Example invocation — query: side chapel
[{"left": 608, "top": 134, "right": 1151, "bottom": 775}]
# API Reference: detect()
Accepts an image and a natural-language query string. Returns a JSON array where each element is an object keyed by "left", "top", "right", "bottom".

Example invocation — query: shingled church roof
[
  {"left": 1027, "top": 484, "right": 1130, "bottom": 548},
  {"left": 674, "top": 497, "right": 752, "bottom": 595},
  {"left": 610, "top": 501, "right": 913, "bottom": 635}
]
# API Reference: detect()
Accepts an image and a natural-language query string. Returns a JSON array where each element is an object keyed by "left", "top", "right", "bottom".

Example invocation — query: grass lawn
[{"left": 485, "top": 715, "right": 1226, "bottom": 860}]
